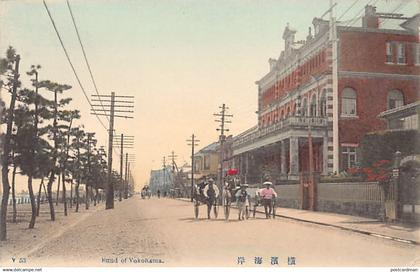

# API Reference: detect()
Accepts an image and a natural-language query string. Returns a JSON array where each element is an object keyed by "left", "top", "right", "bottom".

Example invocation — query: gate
[{"left": 398, "top": 159, "right": 420, "bottom": 223}]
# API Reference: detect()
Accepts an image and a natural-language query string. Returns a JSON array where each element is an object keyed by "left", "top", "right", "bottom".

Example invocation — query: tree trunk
[
  {"left": 36, "top": 179, "right": 44, "bottom": 217},
  {"left": 56, "top": 174, "right": 60, "bottom": 206},
  {"left": 70, "top": 180, "right": 73, "bottom": 208},
  {"left": 94, "top": 187, "right": 98, "bottom": 206},
  {"left": 11, "top": 164, "right": 17, "bottom": 223},
  {"left": 85, "top": 185, "right": 89, "bottom": 210},
  {"left": 28, "top": 176, "right": 36, "bottom": 229},
  {"left": 47, "top": 170, "right": 56, "bottom": 221},
  {"left": 62, "top": 171, "right": 67, "bottom": 216},
  {"left": 0, "top": 54, "right": 20, "bottom": 241},
  {"left": 75, "top": 180, "right": 80, "bottom": 212}
]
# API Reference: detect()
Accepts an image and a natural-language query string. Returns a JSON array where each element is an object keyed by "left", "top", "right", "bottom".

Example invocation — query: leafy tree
[
  {"left": 56, "top": 110, "right": 80, "bottom": 216},
  {"left": 14, "top": 87, "right": 53, "bottom": 228},
  {"left": 37, "top": 80, "right": 72, "bottom": 221},
  {"left": 0, "top": 47, "right": 20, "bottom": 241}
]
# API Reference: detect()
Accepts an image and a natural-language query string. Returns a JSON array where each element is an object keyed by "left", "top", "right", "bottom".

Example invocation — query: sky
[{"left": 0, "top": 0, "right": 418, "bottom": 192}]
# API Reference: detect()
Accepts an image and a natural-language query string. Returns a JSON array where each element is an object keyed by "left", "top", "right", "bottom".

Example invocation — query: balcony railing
[{"left": 233, "top": 116, "right": 328, "bottom": 148}]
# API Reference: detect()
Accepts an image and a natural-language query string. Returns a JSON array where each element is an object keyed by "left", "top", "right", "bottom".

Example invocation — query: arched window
[
  {"left": 387, "top": 90, "right": 404, "bottom": 109},
  {"left": 301, "top": 98, "right": 308, "bottom": 117},
  {"left": 341, "top": 87, "right": 357, "bottom": 116},
  {"left": 280, "top": 109, "right": 284, "bottom": 120},
  {"left": 320, "top": 90, "right": 327, "bottom": 117},
  {"left": 310, "top": 95, "right": 317, "bottom": 117}
]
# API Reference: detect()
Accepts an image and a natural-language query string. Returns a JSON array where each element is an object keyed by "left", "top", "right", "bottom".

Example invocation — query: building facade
[
  {"left": 148, "top": 167, "right": 173, "bottom": 194},
  {"left": 233, "top": 6, "right": 419, "bottom": 184},
  {"left": 193, "top": 141, "right": 219, "bottom": 178}
]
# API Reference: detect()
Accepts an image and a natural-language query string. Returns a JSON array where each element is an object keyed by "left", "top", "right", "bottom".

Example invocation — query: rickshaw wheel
[
  {"left": 272, "top": 200, "right": 276, "bottom": 218},
  {"left": 213, "top": 204, "right": 219, "bottom": 219},
  {"left": 194, "top": 202, "right": 199, "bottom": 219},
  {"left": 224, "top": 204, "right": 230, "bottom": 220}
]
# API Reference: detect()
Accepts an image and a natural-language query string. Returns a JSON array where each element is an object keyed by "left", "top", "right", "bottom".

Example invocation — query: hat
[
  {"left": 208, "top": 178, "right": 215, "bottom": 182},
  {"left": 263, "top": 181, "right": 272, "bottom": 185},
  {"left": 240, "top": 183, "right": 249, "bottom": 188}
]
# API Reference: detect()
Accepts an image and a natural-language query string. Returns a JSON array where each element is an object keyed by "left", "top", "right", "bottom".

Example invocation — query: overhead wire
[
  {"left": 44, "top": 0, "right": 125, "bottom": 165},
  {"left": 66, "top": 0, "right": 109, "bottom": 122},
  {"left": 65, "top": 0, "right": 124, "bottom": 161},
  {"left": 42, "top": 0, "right": 108, "bottom": 131},
  {"left": 380, "top": 0, "right": 411, "bottom": 27},
  {"left": 337, "top": 0, "right": 363, "bottom": 21}
]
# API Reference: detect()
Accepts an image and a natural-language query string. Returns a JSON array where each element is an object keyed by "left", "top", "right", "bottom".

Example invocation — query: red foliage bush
[{"left": 347, "top": 160, "right": 392, "bottom": 183}]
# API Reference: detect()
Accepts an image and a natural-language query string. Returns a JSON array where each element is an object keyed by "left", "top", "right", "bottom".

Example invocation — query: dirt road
[{"left": 1, "top": 197, "right": 418, "bottom": 267}]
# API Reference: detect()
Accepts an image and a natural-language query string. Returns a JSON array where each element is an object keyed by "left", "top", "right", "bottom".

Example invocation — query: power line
[
  {"left": 66, "top": 0, "right": 109, "bottom": 122},
  {"left": 344, "top": 0, "right": 379, "bottom": 28},
  {"left": 42, "top": 0, "right": 107, "bottom": 131},
  {"left": 380, "top": 0, "right": 411, "bottom": 26},
  {"left": 337, "top": 0, "right": 362, "bottom": 21}
]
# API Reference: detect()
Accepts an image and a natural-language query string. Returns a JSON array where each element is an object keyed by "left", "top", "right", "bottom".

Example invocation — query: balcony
[{"left": 233, "top": 116, "right": 328, "bottom": 149}]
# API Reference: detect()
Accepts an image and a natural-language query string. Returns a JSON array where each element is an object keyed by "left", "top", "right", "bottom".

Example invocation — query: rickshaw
[
  {"left": 141, "top": 185, "right": 151, "bottom": 199},
  {"left": 222, "top": 169, "right": 241, "bottom": 220},
  {"left": 192, "top": 177, "right": 219, "bottom": 219},
  {"left": 251, "top": 183, "right": 277, "bottom": 218}
]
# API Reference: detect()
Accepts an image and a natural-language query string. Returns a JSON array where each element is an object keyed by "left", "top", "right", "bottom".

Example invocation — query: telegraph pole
[
  {"left": 126, "top": 154, "right": 136, "bottom": 197},
  {"left": 113, "top": 134, "right": 134, "bottom": 201},
  {"left": 214, "top": 104, "right": 233, "bottom": 203},
  {"left": 330, "top": 0, "right": 339, "bottom": 174},
  {"left": 125, "top": 153, "right": 128, "bottom": 198},
  {"left": 168, "top": 151, "right": 178, "bottom": 194},
  {"left": 126, "top": 159, "right": 135, "bottom": 195},
  {"left": 168, "top": 151, "right": 178, "bottom": 173},
  {"left": 91, "top": 92, "right": 134, "bottom": 209},
  {"left": 187, "top": 134, "right": 199, "bottom": 202},
  {"left": 162, "top": 156, "right": 167, "bottom": 192}
]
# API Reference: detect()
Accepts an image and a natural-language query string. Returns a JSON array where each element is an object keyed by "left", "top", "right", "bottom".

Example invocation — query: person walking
[
  {"left": 235, "top": 184, "right": 250, "bottom": 220},
  {"left": 203, "top": 178, "right": 220, "bottom": 219},
  {"left": 260, "top": 179, "right": 277, "bottom": 219},
  {"left": 157, "top": 189, "right": 161, "bottom": 198}
]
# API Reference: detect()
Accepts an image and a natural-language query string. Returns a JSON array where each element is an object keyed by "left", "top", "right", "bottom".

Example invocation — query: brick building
[{"left": 232, "top": 6, "right": 419, "bottom": 184}]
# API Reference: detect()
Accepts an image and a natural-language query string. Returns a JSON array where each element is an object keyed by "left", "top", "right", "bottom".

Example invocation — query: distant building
[
  {"left": 148, "top": 166, "right": 173, "bottom": 194},
  {"left": 192, "top": 136, "right": 235, "bottom": 181},
  {"left": 193, "top": 141, "right": 219, "bottom": 179},
  {"left": 232, "top": 6, "right": 419, "bottom": 183}
]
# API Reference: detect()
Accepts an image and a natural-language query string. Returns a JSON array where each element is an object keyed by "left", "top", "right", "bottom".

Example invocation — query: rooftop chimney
[{"left": 362, "top": 5, "right": 379, "bottom": 28}]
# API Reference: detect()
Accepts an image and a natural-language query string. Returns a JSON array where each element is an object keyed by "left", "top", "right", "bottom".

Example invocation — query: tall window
[
  {"left": 320, "top": 90, "right": 327, "bottom": 117},
  {"left": 204, "top": 155, "right": 210, "bottom": 170},
  {"left": 397, "top": 43, "right": 405, "bottom": 64},
  {"left": 387, "top": 90, "right": 404, "bottom": 109},
  {"left": 342, "top": 147, "right": 357, "bottom": 170},
  {"left": 310, "top": 95, "right": 317, "bottom": 117},
  {"left": 341, "top": 88, "right": 357, "bottom": 116},
  {"left": 386, "top": 42, "right": 393, "bottom": 63},
  {"left": 414, "top": 43, "right": 420, "bottom": 65},
  {"left": 301, "top": 99, "right": 308, "bottom": 117}
]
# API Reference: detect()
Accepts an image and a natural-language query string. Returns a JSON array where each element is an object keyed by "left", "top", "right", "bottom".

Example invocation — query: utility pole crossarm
[{"left": 214, "top": 103, "right": 233, "bottom": 204}]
